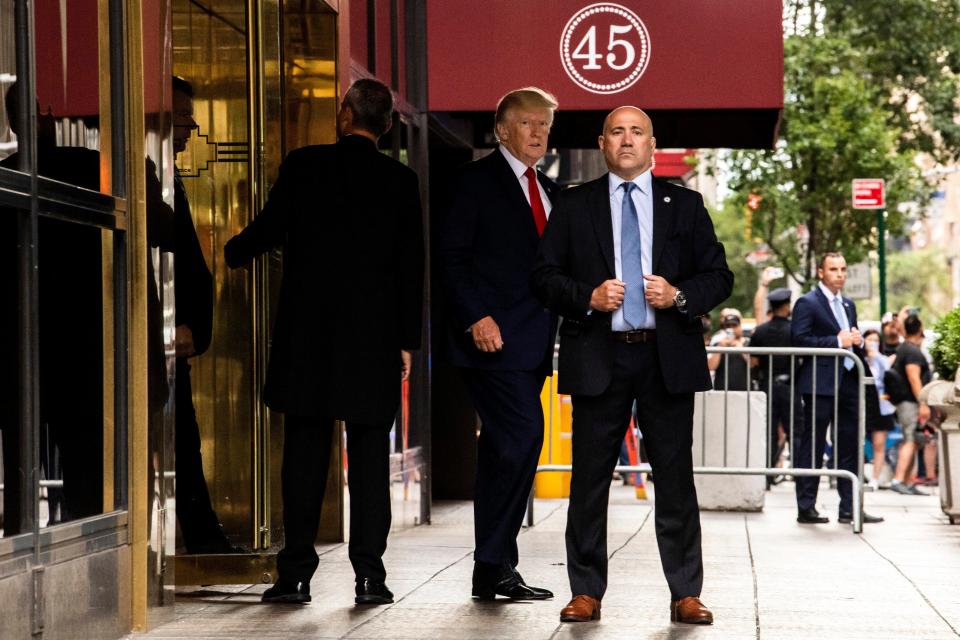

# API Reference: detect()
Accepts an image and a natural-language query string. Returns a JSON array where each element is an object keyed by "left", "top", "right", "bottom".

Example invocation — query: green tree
[
  {"left": 709, "top": 202, "right": 760, "bottom": 318},
  {"left": 723, "top": 0, "right": 960, "bottom": 293},
  {"left": 859, "top": 247, "right": 953, "bottom": 323}
]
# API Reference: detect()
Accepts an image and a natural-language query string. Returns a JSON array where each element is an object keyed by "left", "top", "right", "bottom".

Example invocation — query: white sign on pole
[{"left": 844, "top": 261, "right": 871, "bottom": 300}]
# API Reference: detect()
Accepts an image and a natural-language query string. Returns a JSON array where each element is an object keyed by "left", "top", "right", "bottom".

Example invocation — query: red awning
[
  {"left": 653, "top": 149, "right": 696, "bottom": 179},
  {"left": 426, "top": 0, "right": 783, "bottom": 148}
]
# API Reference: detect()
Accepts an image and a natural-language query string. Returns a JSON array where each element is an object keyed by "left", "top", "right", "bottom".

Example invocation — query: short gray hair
[{"left": 343, "top": 78, "right": 393, "bottom": 137}]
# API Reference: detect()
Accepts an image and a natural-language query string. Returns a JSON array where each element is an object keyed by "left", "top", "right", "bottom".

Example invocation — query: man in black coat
[
  {"left": 169, "top": 76, "right": 235, "bottom": 553},
  {"left": 439, "top": 87, "right": 559, "bottom": 601},
  {"left": 790, "top": 252, "right": 883, "bottom": 525},
  {"left": 531, "top": 107, "right": 732, "bottom": 625},
  {"left": 225, "top": 79, "right": 424, "bottom": 605}
]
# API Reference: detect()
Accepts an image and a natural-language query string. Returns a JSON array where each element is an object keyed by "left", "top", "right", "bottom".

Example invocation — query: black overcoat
[{"left": 225, "top": 136, "right": 424, "bottom": 425}]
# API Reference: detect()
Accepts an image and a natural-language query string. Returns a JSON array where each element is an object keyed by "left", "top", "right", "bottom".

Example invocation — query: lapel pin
[{"left": 663, "top": 196, "right": 671, "bottom": 203}]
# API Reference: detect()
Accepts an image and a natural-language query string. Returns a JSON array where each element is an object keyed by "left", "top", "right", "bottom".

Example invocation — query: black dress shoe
[
  {"left": 472, "top": 562, "right": 552, "bottom": 601},
  {"left": 262, "top": 580, "right": 311, "bottom": 604},
  {"left": 510, "top": 566, "right": 553, "bottom": 600},
  {"left": 797, "top": 507, "right": 829, "bottom": 524},
  {"left": 355, "top": 578, "right": 394, "bottom": 605},
  {"left": 838, "top": 511, "right": 884, "bottom": 524}
]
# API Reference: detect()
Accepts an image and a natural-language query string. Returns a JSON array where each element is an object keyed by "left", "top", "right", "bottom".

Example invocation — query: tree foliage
[{"left": 722, "top": 0, "right": 960, "bottom": 291}]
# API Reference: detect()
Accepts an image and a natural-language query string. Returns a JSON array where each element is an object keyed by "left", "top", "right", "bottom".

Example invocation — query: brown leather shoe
[
  {"left": 560, "top": 595, "right": 601, "bottom": 622},
  {"left": 670, "top": 596, "right": 713, "bottom": 624}
]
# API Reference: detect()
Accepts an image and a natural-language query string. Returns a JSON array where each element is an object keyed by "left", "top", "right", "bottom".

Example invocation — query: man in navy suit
[
  {"left": 791, "top": 252, "right": 883, "bottom": 525},
  {"left": 439, "top": 87, "right": 559, "bottom": 601},
  {"left": 532, "top": 107, "right": 732, "bottom": 625}
]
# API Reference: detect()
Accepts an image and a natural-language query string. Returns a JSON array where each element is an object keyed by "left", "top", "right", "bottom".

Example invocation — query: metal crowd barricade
[{"left": 529, "top": 346, "right": 868, "bottom": 533}]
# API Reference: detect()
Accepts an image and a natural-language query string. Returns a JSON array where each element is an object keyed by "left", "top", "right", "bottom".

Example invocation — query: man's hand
[
  {"left": 643, "top": 275, "right": 677, "bottom": 309},
  {"left": 919, "top": 403, "right": 931, "bottom": 425},
  {"left": 400, "top": 350, "right": 412, "bottom": 381},
  {"left": 850, "top": 327, "right": 863, "bottom": 347},
  {"left": 175, "top": 324, "right": 195, "bottom": 357},
  {"left": 590, "top": 279, "right": 625, "bottom": 312},
  {"left": 471, "top": 316, "right": 503, "bottom": 352},
  {"left": 837, "top": 329, "right": 855, "bottom": 348}
]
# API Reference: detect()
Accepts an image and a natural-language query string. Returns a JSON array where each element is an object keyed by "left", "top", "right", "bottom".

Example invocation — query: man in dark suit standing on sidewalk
[
  {"left": 225, "top": 78, "right": 424, "bottom": 605},
  {"left": 439, "top": 87, "right": 559, "bottom": 601},
  {"left": 532, "top": 107, "right": 732, "bottom": 625},
  {"left": 791, "top": 252, "right": 883, "bottom": 525}
]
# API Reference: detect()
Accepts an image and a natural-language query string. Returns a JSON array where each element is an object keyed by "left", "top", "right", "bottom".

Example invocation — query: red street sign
[{"left": 852, "top": 179, "right": 885, "bottom": 209}]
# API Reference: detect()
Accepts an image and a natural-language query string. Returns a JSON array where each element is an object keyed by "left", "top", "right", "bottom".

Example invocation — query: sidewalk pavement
[{"left": 131, "top": 480, "right": 960, "bottom": 640}]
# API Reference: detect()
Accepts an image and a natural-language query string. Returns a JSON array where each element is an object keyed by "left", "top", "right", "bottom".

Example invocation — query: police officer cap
[{"left": 767, "top": 287, "right": 792, "bottom": 304}]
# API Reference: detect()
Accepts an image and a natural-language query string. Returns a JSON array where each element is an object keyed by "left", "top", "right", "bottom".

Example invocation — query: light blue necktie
[
  {"left": 620, "top": 182, "right": 646, "bottom": 329},
  {"left": 832, "top": 296, "right": 854, "bottom": 371}
]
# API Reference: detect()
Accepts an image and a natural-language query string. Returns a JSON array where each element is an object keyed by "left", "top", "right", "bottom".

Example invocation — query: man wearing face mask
[
  {"left": 532, "top": 106, "right": 732, "bottom": 625},
  {"left": 439, "top": 87, "right": 559, "bottom": 602}
]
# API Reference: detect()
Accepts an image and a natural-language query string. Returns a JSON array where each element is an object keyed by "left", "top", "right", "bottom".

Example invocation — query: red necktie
[{"left": 524, "top": 167, "right": 547, "bottom": 236}]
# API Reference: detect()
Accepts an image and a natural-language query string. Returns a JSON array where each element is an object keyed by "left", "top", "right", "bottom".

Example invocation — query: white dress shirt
[
  {"left": 609, "top": 170, "right": 655, "bottom": 330},
  {"left": 499, "top": 145, "right": 552, "bottom": 219}
]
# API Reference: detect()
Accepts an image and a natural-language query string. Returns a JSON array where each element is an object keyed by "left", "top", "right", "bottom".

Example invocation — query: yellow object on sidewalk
[{"left": 535, "top": 372, "right": 572, "bottom": 498}]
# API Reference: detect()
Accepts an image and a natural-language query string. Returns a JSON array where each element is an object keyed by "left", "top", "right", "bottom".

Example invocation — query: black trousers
[
  {"left": 277, "top": 414, "right": 392, "bottom": 585},
  {"left": 461, "top": 368, "right": 546, "bottom": 567},
  {"left": 795, "top": 373, "right": 859, "bottom": 514},
  {"left": 175, "top": 360, "right": 224, "bottom": 551},
  {"left": 567, "top": 341, "right": 702, "bottom": 601}
]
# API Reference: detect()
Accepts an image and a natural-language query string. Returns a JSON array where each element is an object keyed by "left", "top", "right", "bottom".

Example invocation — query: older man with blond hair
[{"left": 440, "top": 87, "right": 560, "bottom": 601}]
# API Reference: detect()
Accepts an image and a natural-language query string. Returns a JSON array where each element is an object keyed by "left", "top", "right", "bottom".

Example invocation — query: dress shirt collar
[
  {"left": 499, "top": 144, "right": 535, "bottom": 178},
  {"left": 608, "top": 169, "right": 652, "bottom": 198},
  {"left": 818, "top": 280, "right": 844, "bottom": 305}
]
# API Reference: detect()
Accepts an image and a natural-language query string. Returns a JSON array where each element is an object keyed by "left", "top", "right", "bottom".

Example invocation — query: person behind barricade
[
  {"left": 748, "top": 287, "right": 800, "bottom": 480},
  {"left": 791, "top": 252, "right": 884, "bottom": 525},
  {"left": 862, "top": 329, "right": 896, "bottom": 491},
  {"left": 708, "top": 308, "right": 750, "bottom": 391},
  {"left": 881, "top": 312, "right": 902, "bottom": 357},
  {"left": 889, "top": 314, "right": 933, "bottom": 496}
]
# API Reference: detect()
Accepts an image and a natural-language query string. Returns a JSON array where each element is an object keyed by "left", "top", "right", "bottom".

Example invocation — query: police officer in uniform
[{"left": 749, "top": 288, "right": 800, "bottom": 477}]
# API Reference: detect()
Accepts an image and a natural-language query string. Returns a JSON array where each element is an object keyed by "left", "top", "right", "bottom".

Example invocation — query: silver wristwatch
[{"left": 673, "top": 289, "right": 688, "bottom": 313}]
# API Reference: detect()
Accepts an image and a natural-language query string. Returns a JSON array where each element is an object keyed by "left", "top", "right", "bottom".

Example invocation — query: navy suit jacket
[
  {"left": 531, "top": 174, "right": 733, "bottom": 396},
  {"left": 439, "top": 149, "right": 559, "bottom": 374},
  {"left": 791, "top": 287, "right": 865, "bottom": 397}
]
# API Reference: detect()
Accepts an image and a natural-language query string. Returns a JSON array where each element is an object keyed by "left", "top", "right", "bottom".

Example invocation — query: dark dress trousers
[
  {"left": 439, "top": 149, "right": 558, "bottom": 567},
  {"left": 531, "top": 174, "right": 733, "bottom": 601},
  {"left": 225, "top": 136, "right": 424, "bottom": 584},
  {"left": 790, "top": 287, "right": 864, "bottom": 514}
]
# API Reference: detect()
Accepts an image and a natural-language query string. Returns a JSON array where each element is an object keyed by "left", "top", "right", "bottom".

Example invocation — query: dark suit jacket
[
  {"left": 173, "top": 174, "right": 214, "bottom": 358},
  {"left": 225, "top": 136, "right": 424, "bottom": 425},
  {"left": 791, "top": 287, "right": 864, "bottom": 397},
  {"left": 439, "top": 149, "right": 559, "bottom": 374},
  {"left": 531, "top": 174, "right": 733, "bottom": 396}
]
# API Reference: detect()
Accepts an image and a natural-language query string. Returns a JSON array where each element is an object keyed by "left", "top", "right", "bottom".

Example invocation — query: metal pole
[{"left": 878, "top": 209, "right": 887, "bottom": 316}]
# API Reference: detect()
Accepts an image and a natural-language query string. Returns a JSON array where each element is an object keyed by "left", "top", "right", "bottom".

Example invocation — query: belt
[{"left": 612, "top": 329, "right": 657, "bottom": 344}]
